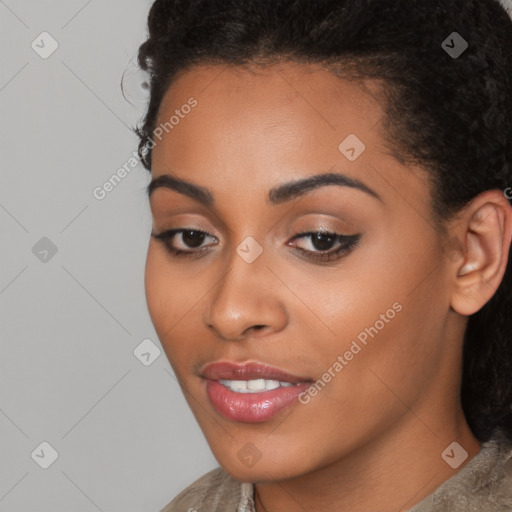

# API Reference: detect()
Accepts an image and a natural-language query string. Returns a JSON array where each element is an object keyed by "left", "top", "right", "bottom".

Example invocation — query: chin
[{"left": 212, "top": 447, "right": 314, "bottom": 483}]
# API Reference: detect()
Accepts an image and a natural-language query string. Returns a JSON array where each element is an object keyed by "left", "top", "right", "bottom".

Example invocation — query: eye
[
  {"left": 151, "top": 228, "right": 217, "bottom": 258},
  {"left": 151, "top": 227, "right": 361, "bottom": 262},
  {"left": 287, "top": 229, "right": 360, "bottom": 262}
]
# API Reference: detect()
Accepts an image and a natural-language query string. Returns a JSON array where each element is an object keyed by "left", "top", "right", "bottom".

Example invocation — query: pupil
[
  {"left": 183, "top": 230, "right": 205, "bottom": 248},
  {"left": 312, "top": 233, "right": 336, "bottom": 251}
]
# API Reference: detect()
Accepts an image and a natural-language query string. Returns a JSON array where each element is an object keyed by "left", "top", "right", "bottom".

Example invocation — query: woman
[{"left": 135, "top": 0, "right": 512, "bottom": 510}]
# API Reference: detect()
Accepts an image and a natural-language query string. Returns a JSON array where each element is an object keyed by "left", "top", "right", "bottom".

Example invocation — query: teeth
[
  {"left": 247, "top": 379, "right": 266, "bottom": 390},
  {"left": 218, "top": 378, "right": 297, "bottom": 393}
]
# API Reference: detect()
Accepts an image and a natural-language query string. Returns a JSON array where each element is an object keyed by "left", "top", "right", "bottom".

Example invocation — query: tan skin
[{"left": 144, "top": 62, "right": 512, "bottom": 512}]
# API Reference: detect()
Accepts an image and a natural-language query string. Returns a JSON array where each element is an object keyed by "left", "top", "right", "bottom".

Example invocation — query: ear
[{"left": 449, "top": 190, "right": 512, "bottom": 316}]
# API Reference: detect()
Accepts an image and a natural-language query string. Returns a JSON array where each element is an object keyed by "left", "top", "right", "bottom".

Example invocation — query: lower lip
[{"left": 205, "top": 379, "right": 312, "bottom": 423}]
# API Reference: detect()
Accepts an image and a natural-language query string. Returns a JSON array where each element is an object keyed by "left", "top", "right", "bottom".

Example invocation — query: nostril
[{"left": 247, "top": 325, "right": 266, "bottom": 335}]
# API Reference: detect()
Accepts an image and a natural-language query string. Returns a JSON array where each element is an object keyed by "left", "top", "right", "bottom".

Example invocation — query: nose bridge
[{"left": 204, "top": 236, "right": 287, "bottom": 340}]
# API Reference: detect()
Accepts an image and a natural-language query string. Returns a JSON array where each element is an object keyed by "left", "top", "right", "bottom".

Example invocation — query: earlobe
[{"left": 450, "top": 192, "right": 512, "bottom": 316}]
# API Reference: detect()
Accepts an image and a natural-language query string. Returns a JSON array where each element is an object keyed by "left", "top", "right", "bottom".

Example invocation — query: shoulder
[
  {"left": 159, "top": 467, "right": 247, "bottom": 512},
  {"left": 491, "top": 435, "right": 512, "bottom": 508},
  {"left": 410, "top": 431, "right": 512, "bottom": 512}
]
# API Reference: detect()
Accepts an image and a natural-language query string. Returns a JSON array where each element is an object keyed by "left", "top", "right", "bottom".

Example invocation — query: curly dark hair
[{"left": 134, "top": 0, "right": 512, "bottom": 443}]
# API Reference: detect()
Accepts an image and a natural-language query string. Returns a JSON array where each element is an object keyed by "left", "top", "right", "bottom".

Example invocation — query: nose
[{"left": 203, "top": 250, "right": 288, "bottom": 341}]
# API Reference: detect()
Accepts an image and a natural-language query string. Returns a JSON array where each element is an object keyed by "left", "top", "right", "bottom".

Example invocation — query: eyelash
[{"left": 151, "top": 228, "right": 361, "bottom": 263}]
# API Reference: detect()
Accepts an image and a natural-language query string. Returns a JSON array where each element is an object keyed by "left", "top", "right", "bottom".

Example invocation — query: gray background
[
  {"left": 0, "top": 2, "right": 216, "bottom": 511},
  {"left": 1, "top": 1, "right": 511, "bottom": 511}
]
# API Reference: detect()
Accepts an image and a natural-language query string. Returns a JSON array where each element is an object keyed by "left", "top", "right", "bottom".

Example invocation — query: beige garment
[{"left": 160, "top": 432, "right": 512, "bottom": 512}]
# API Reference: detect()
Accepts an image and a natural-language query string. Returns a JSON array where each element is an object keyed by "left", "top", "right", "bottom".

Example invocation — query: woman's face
[{"left": 145, "top": 62, "right": 462, "bottom": 481}]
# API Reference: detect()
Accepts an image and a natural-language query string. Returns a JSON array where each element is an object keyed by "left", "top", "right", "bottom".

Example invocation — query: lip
[
  {"left": 200, "top": 361, "right": 314, "bottom": 423},
  {"left": 200, "top": 361, "right": 312, "bottom": 384}
]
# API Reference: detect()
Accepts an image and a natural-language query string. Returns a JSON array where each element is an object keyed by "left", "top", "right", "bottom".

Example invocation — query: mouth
[
  {"left": 217, "top": 378, "right": 298, "bottom": 392},
  {"left": 200, "top": 360, "right": 313, "bottom": 383},
  {"left": 199, "top": 361, "right": 314, "bottom": 423}
]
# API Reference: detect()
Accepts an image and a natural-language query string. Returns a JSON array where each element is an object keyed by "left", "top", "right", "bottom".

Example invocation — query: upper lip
[{"left": 200, "top": 361, "right": 313, "bottom": 384}]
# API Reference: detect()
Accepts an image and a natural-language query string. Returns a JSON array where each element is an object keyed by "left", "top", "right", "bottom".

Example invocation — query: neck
[{"left": 253, "top": 407, "right": 480, "bottom": 512}]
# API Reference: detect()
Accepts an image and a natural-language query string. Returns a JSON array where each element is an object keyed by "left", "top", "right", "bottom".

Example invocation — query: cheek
[
  {"left": 144, "top": 245, "right": 168, "bottom": 332},
  {"left": 309, "top": 231, "right": 447, "bottom": 386},
  {"left": 144, "top": 247, "right": 201, "bottom": 385},
  {"left": 343, "top": 244, "right": 447, "bottom": 397},
  {"left": 144, "top": 244, "right": 193, "bottom": 350}
]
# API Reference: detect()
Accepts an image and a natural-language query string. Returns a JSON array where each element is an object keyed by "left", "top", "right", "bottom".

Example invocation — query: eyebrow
[{"left": 146, "top": 168, "right": 382, "bottom": 206}]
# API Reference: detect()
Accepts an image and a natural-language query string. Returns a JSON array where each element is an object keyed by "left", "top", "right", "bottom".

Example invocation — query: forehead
[
  {"left": 149, "top": 62, "right": 430, "bottom": 219},
  {"left": 154, "top": 62, "right": 382, "bottom": 147},
  {"left": 153, "top": 62, "right": 382, "bottom": 172}
]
